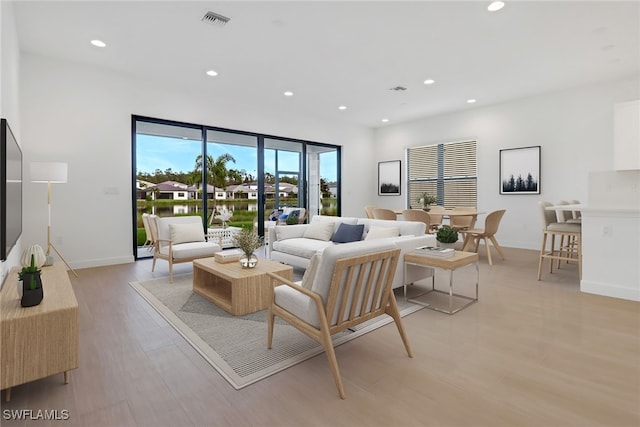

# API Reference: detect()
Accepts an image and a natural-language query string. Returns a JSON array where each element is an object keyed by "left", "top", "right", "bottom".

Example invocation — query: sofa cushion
[
  {"left": 331, "top": 223, "right": 364, "bottom": 243},
  {"left": 358, "top": 218, "right": 425, "bottom": 236},
  {"left": 275, "top": 224, "right": 306, "bottom": 241},
  {"left": 169, "top": 222, "right": 205, "bottom": 244},
  {"left": 272, "top": 238, "right": 335, "bottom": 259},
  {"left": 301, "top": 253, "right": 322, "bottom": 290},
  {"left": 365, "top": 225, "right": 399, "bottom": 240},
  {"left": 303, "top": 221, "right": 335, "bottom": 241},
  {"left": 310, "top": 215, "right": 359, "bottom": 233}
]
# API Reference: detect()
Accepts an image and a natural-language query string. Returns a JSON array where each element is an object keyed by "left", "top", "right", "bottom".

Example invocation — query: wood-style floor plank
[{"left": 1, "top": 248, "right": 638, "bottom": 427}]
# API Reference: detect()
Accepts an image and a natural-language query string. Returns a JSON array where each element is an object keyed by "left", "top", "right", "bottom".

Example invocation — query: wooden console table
[{"left": 1, "top": 263, "right": 78, "bottom": 401}]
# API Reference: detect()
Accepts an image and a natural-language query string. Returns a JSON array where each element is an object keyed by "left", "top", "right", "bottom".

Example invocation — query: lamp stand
[{"left": 45, "top": 181, "right": 78, "bottom": 277}]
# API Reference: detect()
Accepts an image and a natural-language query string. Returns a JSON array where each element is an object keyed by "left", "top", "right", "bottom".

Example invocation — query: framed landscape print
[
  {"left": 378, "top": 160, "right": 401, "bottom": 196},
  {"left": 499, "top": 146, "right": 541, "bottom": 194}
]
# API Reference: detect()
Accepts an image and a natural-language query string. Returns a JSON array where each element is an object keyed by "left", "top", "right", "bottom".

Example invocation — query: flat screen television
[{"left": 1, "top": 118, "right": 22, "bottom": 260}]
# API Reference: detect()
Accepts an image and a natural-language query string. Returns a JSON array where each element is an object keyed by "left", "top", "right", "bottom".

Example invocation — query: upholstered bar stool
[
  {"left": 537, "top": 202, "right": 582, "bottom": 280},
  {"left": 554, "top": 200, "right": 579, "bottom": 268}
]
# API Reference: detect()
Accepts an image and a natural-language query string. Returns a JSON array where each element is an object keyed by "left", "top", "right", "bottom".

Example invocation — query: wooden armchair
[
  {"left": 150, "top": 215, "right": 222, "bottom": 282},
  {"left": 267, "top": 240, "right": 412, "bottom": 399}
]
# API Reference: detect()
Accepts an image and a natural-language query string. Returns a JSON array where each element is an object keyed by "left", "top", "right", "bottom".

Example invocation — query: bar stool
[{"left": 537, "top": 201, "right": 582, "bottom": 280}]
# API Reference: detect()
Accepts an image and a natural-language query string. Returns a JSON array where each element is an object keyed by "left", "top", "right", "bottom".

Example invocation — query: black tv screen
[{"left": 1, "top": 118, "right": 22, "bottom": 260}]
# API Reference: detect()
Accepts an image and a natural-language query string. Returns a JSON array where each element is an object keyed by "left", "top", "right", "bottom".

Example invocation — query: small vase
[
  {"left": 20, "top": 272, "right": 43, "bottom": 307},
  {"left": 239, "top": 253, "right": 258, "bottom": 269},
  {"left": 422, "top": 205, "right": 431, "bottom": 212}
]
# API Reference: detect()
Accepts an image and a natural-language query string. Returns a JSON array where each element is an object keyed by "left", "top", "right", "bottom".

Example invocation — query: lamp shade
[{"left": 31, "top": 162, "right": 68, "bottom": 183}]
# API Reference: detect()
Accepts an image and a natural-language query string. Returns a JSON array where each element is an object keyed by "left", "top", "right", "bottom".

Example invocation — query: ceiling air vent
[
  {"left": 202, "top": 11, "right": 230, "bottom": 26},
  {"left": 389, "top": 86, "right": 407, "bottom": 91}
]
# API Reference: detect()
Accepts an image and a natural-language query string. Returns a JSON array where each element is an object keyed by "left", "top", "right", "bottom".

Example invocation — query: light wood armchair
[
  {"left": 267, "top": 241, "right": 412, "bottom": 399},
  {"left": 150, "top": 215, "right": 222, "bottom": 282}
]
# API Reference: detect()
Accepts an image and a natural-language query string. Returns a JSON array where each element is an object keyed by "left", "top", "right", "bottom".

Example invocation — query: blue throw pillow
[{"left": 331, "top": 223, "right": 365, "bottom": 243}]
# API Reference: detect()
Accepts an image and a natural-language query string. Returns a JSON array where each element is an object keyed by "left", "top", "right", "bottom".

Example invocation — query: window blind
[{"left": 407, "top": 140, "right": 477, "bottom": 209}]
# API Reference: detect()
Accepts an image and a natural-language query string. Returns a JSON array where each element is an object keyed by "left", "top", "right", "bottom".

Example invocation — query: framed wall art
[
  {"left": 499, "top": 146, "right": 541, "bottom": 194},
  {"left": 378, "top": 160, "right": 401, "bottom": 196}
]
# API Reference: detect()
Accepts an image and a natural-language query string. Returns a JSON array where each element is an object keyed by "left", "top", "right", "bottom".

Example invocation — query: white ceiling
[{"left": 12, "top": 1, "right": 640, "bottom": 128}]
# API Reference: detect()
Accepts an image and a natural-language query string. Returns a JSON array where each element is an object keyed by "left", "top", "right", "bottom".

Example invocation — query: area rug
[{"left": 130, "top": 273, "right": 423, "bottom": 390}]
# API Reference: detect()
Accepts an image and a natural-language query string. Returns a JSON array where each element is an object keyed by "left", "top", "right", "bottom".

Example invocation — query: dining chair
[
  {"left": 537, "top": 201, "right": 582, "bottom": 280},
  {"left": 427, "top": 205, "right": 445, "bottom": 232},
  {"left": 364, "top": 205, "right": 377, "bottom": 219},
  {"left": 401, "top": 209, "right": 433, "bottom": 234},
  {"left": 459, "top": 209, "right": 506, "bottom": 266},
  {"left": 372, "top": 208, "right": 397, "bottom": 220},
  {"left": 449, "top": 207, "right": 477, "bottom": 232}
]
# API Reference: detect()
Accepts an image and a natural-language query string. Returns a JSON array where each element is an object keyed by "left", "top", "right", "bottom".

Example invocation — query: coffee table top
[{"left": 193, "top": 257, "right": 293, "bottom": 280}]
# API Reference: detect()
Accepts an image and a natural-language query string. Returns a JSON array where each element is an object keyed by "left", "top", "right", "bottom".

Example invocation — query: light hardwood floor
[{"left": 1, "top": 247, "right": 638, "bottom": 427}]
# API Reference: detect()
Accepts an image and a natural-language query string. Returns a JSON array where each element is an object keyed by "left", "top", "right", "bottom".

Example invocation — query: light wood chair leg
[
  {"left": 385, "top": 294, "right": 413, "bottom": 358},
  {"left": 64, "top": 371, "right": 70, "bottom": 384},
  {"left": 267, "top": 307, "right": 275, "bottom": 349},
  {"left": 151, "top": 255, "right": 157, "bottom": 272},
  {"left": 549, "top": 234, "right": 556, "bottom": 274},
  {"left": 490, "top": 236, "right": 506, "bottom": 260},
  {"left": 484, "top": 236, "right": 493, "bottom": 266},
  {"left": 538, "top": 232, "right": 548, "bottom": 280},
  {"left": 319, "top": 324, "right": 345, "bottom": 399},
  {"left": 169, "top": 261, "right": 174, "bottom": 283}
]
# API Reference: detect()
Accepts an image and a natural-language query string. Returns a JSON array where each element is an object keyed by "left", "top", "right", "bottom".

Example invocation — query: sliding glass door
[{"left": 133, "top": 116, "right": 341, "bottom": 259}]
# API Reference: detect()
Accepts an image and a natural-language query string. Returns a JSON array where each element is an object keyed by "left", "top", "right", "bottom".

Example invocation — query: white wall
[
  {"left": 0, "top": 1, "right": 22, "bottom": 284},
  {"left": 373, "top": 77, "right": 640, "bottom": 250},
  {"left": 19, "top": 53, "right": 373, "bottom": 269}
]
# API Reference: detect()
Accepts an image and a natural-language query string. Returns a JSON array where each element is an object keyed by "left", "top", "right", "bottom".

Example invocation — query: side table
[
  {"left": 404, "top": 251, "right": 479, "bottom": 314},
  {"left": 1, "top": 263, "right": 78, "bottom": 401}
]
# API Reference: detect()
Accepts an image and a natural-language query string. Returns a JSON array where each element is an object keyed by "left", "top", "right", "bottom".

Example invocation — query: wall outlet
[{"left": 602, "top": 225, "right": 612, "bottom": 237}]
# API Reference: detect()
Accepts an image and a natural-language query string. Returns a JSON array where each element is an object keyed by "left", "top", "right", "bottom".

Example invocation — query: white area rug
[{"left": 130, "top": 273, "right": 423, "bottom": 389}]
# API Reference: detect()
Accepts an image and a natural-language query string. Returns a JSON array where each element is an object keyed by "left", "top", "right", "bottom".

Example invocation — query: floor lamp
[{"left": 30, "top": 162, "right": 78, "bottom": 277}]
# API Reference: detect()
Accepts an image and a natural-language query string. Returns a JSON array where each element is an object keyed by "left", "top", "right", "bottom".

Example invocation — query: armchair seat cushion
[{"left": 159, "top": 241, "right": 220, "bottom": 259}]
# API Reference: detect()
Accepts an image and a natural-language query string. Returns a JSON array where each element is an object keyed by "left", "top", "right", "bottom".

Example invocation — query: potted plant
[
  {"left": 232, "top": 228, "right": 263, "bottom": 268},
  {"left": 416, "top": 192, "right": 437, "bottom": 210},
  {"left": 436, "top": 225, "right": 458, "bottom": 250},
  {"left": 18, "top": 254, "right": 44, "bottom": 307}
]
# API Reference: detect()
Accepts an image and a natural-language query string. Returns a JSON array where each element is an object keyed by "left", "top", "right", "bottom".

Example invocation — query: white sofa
[{"left": 267, "top": 215, "right": 436, "bottom": 289}]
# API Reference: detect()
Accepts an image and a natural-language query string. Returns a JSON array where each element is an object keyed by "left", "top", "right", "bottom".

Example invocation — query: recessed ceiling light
[
  {"left": 90, "top": 39, "right": 106, "bottom": 48},
  {"left": 381, "top": 118, "right": 389, "bottom": 123},
  {"left": 488, "top": 1, "right": 505, "bottom": 12},
  {"left": 284, "top": 91, "right": 293, "bottom": 97},
  {"left": 467, "top": 99, "right": 477, "bottom": 104},
  {"left": 206, "top": 70, "right": 218, "bottom": 77},
  {"left": 423, "top": 79, "right": 435, "bottom": 85},
  {"left": 338, "top": 105, "right": 347, "bottom": 110}
]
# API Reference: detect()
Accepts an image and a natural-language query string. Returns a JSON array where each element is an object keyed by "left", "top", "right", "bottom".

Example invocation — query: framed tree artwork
[
  {"left": 378, "top": 160, "right": 401, "bottom": 196},
  {"left": 499, "top": 146, "right": 541, "bottom": 194}
]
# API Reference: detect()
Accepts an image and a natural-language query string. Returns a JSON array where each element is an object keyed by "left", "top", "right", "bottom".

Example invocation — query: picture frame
[
  {"left": 499, "top": 146, "right": 541, "bottom": 194},
  {"left": 378, "top": 160, "right": 401, "bottom": 196}
]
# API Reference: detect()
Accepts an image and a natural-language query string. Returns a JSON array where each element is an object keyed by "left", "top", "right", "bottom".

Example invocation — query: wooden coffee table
[{"left": 192, "top": 257, "right": 293, "bottom": 315}]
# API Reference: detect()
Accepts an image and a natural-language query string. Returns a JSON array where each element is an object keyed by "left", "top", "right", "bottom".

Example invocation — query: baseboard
[
  {"left": 69, "top": 255, "right": 135, "bottom": 270},
  {"left": 581, "top": 279, "right": 640, "bottom": 302}
]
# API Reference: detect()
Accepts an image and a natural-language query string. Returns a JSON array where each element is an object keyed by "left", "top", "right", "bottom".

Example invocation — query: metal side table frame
[{"left": 404, "top": 251, "right": 479, "bottom": 315}]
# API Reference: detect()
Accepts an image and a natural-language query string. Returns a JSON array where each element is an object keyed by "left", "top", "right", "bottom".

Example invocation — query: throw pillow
[
  {"left": 303, "top": 221, "right": 335, "bottom": 241},
  {"left": 301, "top": 253, "right": 321, "bottom": 290},
  {"left": 286, "top": 210, "right": 300, "bottom": 225},
  {"left": 331, "top": 223, "right": 364, "bottom": 243},
  {"left": 364, "top": 226, "right": 400, "bottom": 241},
  {"left": 169, "top": 222, "right": 205, "bottom": 244}
]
